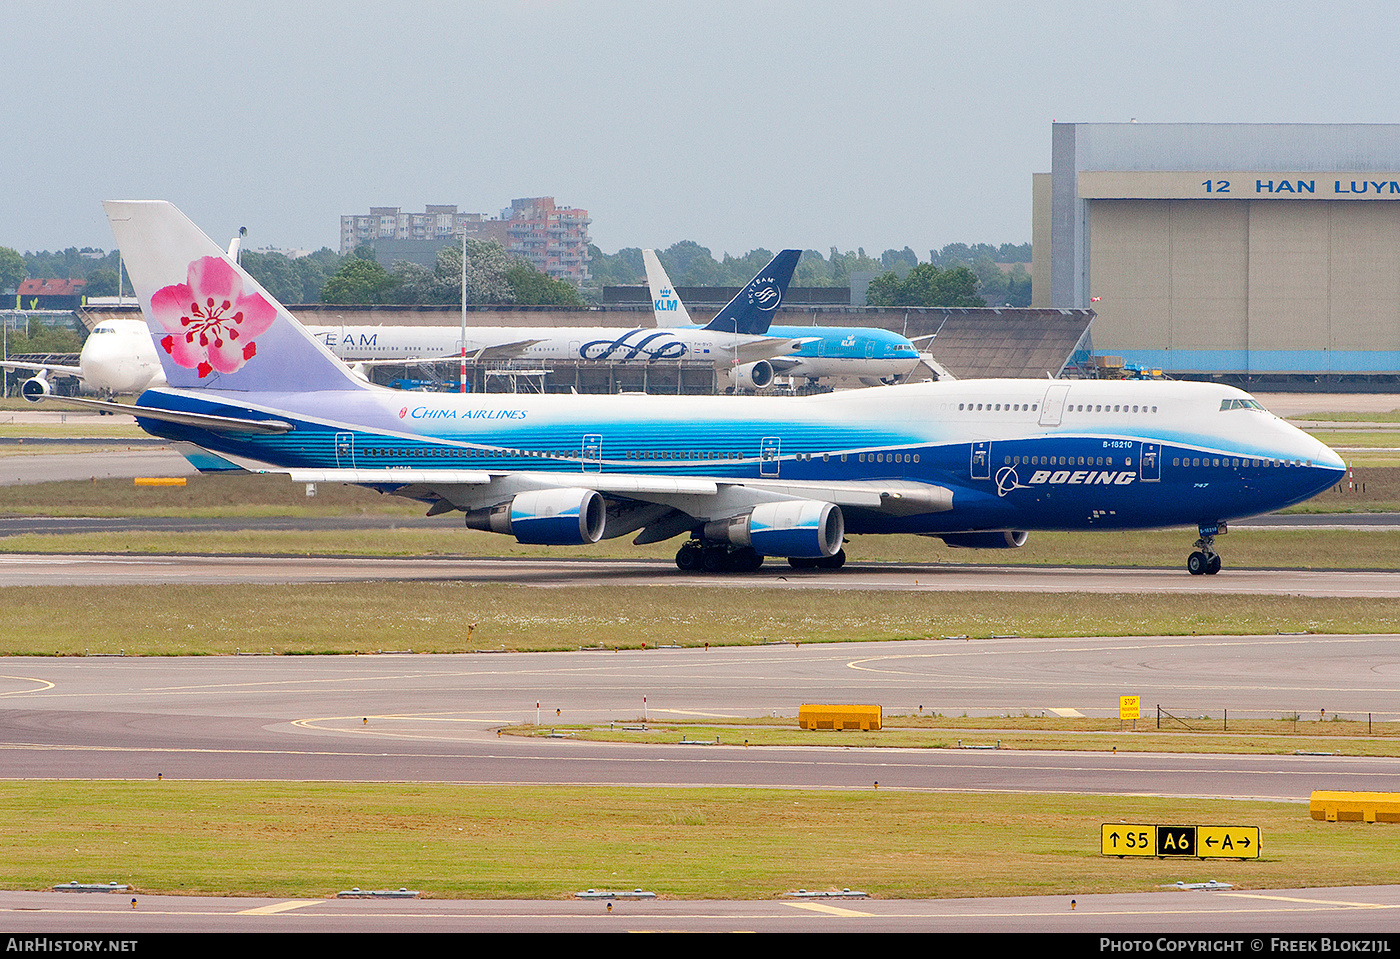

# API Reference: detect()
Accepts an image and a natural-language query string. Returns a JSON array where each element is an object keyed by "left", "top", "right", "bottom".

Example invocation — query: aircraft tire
[
  {"left": 788, "top": 556, "right": 819, "bottom": 570},
  {"left": 1187, "top": 551, "right": 1208, "bottom": 575},
  {"left": 675, "top": 543, "right": 701, "bottom": 571},
  {"left": 1205, "top": 554, "right": 1222, "bottom": 575},
  {"left": 730, "top": 547, "right": 763, "bottom": 573},
  {"left": 816, "top": 549, "right": 846, "bottom": 570}
]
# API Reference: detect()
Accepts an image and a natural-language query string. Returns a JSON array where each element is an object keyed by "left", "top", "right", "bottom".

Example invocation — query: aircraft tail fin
[
  {"left": 103, "top": 200, "right": 365, "bottom": 393},
  {"left": 642, "top": 249, "right": 692, "bottom": 328},
  {"left": 702, "top": 249, "right": 801, "bottom": 336}
]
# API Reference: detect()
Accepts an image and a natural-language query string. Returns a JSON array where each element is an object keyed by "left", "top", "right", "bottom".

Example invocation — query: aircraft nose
[{"left": 1312, "top": 438, "right": 1346, "bottom": 475}]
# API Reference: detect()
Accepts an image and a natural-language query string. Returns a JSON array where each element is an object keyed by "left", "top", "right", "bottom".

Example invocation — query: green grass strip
[
  {"left": 4, "top": 583, "right": 1400, "bottom": 655},
  {"left": 0, "top": 781, "right": 1392, "bottom": 900}
]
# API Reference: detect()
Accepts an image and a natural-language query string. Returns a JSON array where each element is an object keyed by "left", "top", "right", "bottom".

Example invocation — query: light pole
[{"left": 460, "top": 229, "right": 467, "bottom": 393}]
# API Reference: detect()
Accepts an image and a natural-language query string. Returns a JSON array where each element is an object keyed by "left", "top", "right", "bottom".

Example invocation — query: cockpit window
[{"left": 1219, "top": 398, "right": 1265, "bottom": 411}]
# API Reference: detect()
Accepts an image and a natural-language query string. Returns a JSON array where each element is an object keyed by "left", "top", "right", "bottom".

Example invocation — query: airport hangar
[{"left": 1033, "top": 122, "right": 1400, "bottom": 388}]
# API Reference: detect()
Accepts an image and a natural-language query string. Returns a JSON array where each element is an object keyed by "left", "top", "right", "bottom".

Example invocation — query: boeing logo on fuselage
[{"left": 995, "top": 465, "right": 1137, "bottom": 497}]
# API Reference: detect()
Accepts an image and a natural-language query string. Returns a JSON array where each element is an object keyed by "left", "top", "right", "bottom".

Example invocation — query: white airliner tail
[
  {"left": 643, "top": 249, "right": 692, "bottom": 328},
  {"left": 103, "top": 200, "right": 364, "bottom": 394}
]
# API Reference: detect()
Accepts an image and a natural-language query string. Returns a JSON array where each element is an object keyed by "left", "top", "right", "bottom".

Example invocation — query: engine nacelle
[
  {"left": 463, "top": 488, "right": 605, "bottom": 545},
  {"left": 704, "top": 500, "right": 843, "bottom": 558},
  {"left": 722, "top": 360, "right": 774, "bottom": 391},
  {"left": 20, "top": 373, "right": 51, "bottom": 402},
  {"left": 939, "top": 530, "right": 1029, "bottom": 549}
]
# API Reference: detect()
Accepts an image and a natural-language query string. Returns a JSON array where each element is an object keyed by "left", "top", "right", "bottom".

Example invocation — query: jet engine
[
  {"left": 722, "top": 360, "right": 774, "bottom": 391},
  {"left": 20, "top": 372, "right": 51, "bottom": 401},
  {"left": 463, "top": 488, "right": 606, "bottom": 545},
  {"left": 939, "top": 530, "right": 1029, "bottom": 549},
  {"left": 703, "top": 500, "right": 844, "bottom": 558}
]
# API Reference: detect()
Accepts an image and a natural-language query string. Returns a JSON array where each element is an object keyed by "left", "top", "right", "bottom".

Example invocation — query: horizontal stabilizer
[{"left": 37, "top": 395, "right": 293, "bottom": 434}]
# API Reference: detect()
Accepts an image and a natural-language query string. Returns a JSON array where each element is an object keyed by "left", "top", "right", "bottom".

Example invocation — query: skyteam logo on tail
[
  {"left": 149, "top": 256, "right": 276, "bottom": 378},
  {"left": 748, "top": 278, "right": 783, "bottom": 311}
]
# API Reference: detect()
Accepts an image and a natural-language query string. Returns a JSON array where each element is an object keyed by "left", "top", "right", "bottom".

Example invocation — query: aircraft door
[
  {"left": 582, "top": 433, "right": 603, "bottom": 472},
  {"left": 334, "top": 432, "right": 355, "bottom": 468},
  {"left": 1038, "top": 384, "right": 1070, "bottom": 426},
  {"left": 760, "top": 436, "right": 781, "bottom": 477},
  {"left": 1139, "top": 442, "right": 1161, "bottom": 482},
  {"left": 970, "top": 441, "right": 991, "bottom": 481}
]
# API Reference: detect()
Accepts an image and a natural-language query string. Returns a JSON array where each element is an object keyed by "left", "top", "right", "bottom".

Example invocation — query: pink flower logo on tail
[{"left": 149, "top": 257, "right": 277, "bottom": 378}]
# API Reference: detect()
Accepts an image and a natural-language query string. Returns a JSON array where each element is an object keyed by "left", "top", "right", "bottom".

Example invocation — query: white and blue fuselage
[{"left": 137, "top": 376, "right": 1342, "bottom": 538}]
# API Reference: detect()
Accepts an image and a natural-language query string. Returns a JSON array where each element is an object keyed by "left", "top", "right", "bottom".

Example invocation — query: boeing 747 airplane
[{"left": 80, "top": 201, "right": 1344, "bottom": 576}]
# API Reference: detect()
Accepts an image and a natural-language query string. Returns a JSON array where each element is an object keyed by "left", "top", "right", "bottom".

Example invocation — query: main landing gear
[
  {"left": 1186, "top": 525, "right": 1224, "bottom": 575},
  {"left": 673, "top": 540, "right": 847, "bottom": 573},
  {"left": 674, "top": 540, "right": 764, "bottom": 573}
]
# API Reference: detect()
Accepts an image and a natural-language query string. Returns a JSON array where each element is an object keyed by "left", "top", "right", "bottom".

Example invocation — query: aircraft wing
[
  {"left": 0, "top": 360, "right": 84, "bottom": 379},
  {"left": 342, "top": 341, "right": 546, "bottom": 368},
  {"left": 726, "top": 336, "right": 815, "bottom": 367},
  {"left": 348, "top": 355, "right": 457, "bottom": 369},
  {"left": 252, "top": 464, "right": 954, "bottom": 522},
  {"left": 467, "top": 339, "right": 545, "bottom": 362}
]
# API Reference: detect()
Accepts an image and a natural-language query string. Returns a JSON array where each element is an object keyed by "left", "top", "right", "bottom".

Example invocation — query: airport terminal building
[{"left": 1034, "top": 123, "right": 1400, "bottom": 384}]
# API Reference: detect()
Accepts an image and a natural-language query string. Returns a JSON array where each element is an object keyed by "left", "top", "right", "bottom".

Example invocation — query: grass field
[
  {"left": 4, "top": 582, "right": 1400, "bottom": 655},
  {"left": 0, "top": 782, "right": 1391, "bottom": 900},
  {"left": 511, "top": 716, "right": 1400, "bottom": 755}
]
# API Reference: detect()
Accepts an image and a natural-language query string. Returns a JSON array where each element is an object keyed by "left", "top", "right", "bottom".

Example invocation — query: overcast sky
[{"left": 5, "top": 0, "right": 1397, "bottom": 259}]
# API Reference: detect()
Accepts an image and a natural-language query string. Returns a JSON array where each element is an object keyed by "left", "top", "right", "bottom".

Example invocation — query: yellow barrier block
[
  {"left": 1310, "top": 791, "right": 1400, "bottom": 823},
  {"left": 134, "top": 477, "right": 188, "bottom": 487},
  {"left": 798, "top": 704, "right": 881, "bottom": 731}
]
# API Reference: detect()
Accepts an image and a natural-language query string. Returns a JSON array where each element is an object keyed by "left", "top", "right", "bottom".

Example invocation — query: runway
[
  {"left": 1, "top": 886, "right": 1398, "bottom": 934},
  {"left": 2, "top": 636, "right": 1397, "bottom": 798},
  {"left": 2, "top": 551, "right": 1398, "bottom": 596}
]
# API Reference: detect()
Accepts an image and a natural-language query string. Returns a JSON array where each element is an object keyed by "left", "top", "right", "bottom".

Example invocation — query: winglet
[
  {"left": 702, "top": 250, "right": 801, "bottom": 336},
  {"left": 103, "top": 200, "right": 365, "bottom": 393},
  {"left": 643, "top": 249, "right": 692, "bottom": 328}
]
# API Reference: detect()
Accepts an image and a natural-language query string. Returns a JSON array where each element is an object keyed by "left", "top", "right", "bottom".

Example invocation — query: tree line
[
  {"left": 1, "top": 236, "right": 1032, "bottom": 309},
  {"left": 591, "top": 240, "right": 1031, "bottom": 307}
]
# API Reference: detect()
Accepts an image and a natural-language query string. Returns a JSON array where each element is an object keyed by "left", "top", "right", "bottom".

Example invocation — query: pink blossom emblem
[{"left": 149, "top": 256, "right": 277, "bottom": 378}]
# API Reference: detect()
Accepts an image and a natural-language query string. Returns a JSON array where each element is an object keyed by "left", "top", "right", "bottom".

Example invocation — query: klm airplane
[
  {"left": 87, "top": 202, "right": 1344, "bottom": 576},
  {"left": 644, "top": 249, "right": 924, "bottom": 388}
]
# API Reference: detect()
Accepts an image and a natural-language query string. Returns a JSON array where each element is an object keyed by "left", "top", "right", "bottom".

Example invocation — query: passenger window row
[
  {"left": 1172, "top": 456, "right": 1311, "bottom": 468},
  {"left": 1005, "top": 455, "right": 1120, "bottom": 467}
]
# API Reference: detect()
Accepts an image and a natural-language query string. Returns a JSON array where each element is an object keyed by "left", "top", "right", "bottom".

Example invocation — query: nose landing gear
[{"left": 1187, "top": 523, "right": 1226, "bottom": 575}]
